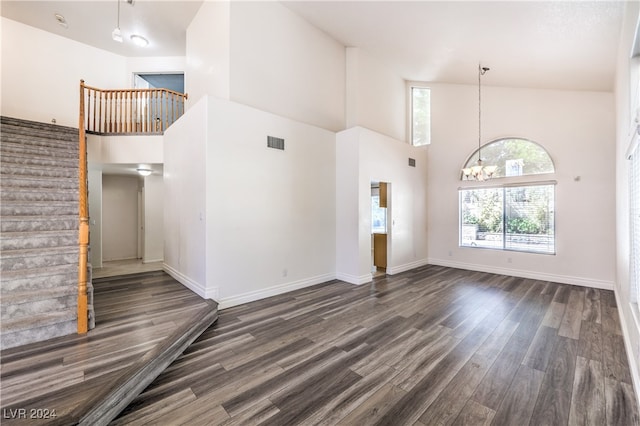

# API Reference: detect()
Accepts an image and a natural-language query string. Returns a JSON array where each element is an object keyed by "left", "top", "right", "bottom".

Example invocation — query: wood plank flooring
[
  {"left": 114, "top": 265, "right": 639, "bottom": 425},
  {"left": 0, "top": 271, "right": 216, "bottom": 425}
]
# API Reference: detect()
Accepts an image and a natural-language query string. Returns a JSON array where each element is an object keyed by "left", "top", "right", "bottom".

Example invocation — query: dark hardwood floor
[
  {"left": 0, "top": 271, "right": 216, "bottom": 425},
  {"left": 114, "top": 265, "right": 639, "bottom": 425}
]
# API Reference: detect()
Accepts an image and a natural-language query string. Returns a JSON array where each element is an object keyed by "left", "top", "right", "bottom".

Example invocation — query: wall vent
[
  {"left": 267, "top": 136, "right": 285, "bottom": 150},
  {"left": 408, "top": 158, "right": 416, "bottom": 167}
]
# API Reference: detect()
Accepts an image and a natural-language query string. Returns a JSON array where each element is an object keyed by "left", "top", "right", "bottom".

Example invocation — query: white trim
[
  {"left": 218, "top": 273, "right": 336, "bottom": 309},
  {"left": 143, "top": 258, "right": 164, "bottom": 264},
  {"left": 336, "top": 272, "right": 373, "bottom": 285},
  {"left": 626, "top": 124, "right": 640, "bottom": 160},
  {"left": 613, "top": 290, "right": 640, "bottom": 409},
  {"left": 427, "top": 258, "right": 614, "bottom": 290},
  {"left": 387, "top": 258, "right": 429, "bottom": 275},
  {"left": 163, "top": 263, "right": 209, "bottom": 299}
]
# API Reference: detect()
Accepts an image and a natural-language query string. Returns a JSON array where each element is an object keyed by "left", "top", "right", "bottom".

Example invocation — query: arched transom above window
[{"left": 461, "top": 138, "right": 555, "bottom": 180}]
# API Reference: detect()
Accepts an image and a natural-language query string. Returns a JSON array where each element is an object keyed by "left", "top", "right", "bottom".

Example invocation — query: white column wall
[
  {"left": 163, "top": 97, "right": 208, "bottom": 296},
  {"left": 336, "top": 126, "right": 429, "bottom": 284}
]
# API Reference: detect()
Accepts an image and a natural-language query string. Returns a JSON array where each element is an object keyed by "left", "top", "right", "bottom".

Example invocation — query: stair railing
[
  {"left": 78, "top": 81, "right": 88, "bottom": 334},
  {"left": 77, "top": 80, "right": 188, "bottom": 334},
  {"left": 80, "top": 80, "right": 188, "bottom": 135}
]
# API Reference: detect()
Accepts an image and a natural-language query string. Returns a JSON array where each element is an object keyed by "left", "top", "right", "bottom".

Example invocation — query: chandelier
[{"left": 462, "top": 64, "right": 497, "bottom": 181}]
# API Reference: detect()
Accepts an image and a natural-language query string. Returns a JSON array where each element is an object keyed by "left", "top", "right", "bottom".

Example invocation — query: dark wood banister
[{"left": 77, "top": 80, "right": 188, "bottom": 334}]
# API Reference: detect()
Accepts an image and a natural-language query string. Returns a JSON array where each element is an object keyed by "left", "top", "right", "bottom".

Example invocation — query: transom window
[
  {"left": 461, "top": 138, "right": 555, "bottom": 179},
  {"left": 411, "top": 86, "right": 431, "bottom": 146},
  {"left": 459, "top": 138, "right": 556, "bottom": 254}
]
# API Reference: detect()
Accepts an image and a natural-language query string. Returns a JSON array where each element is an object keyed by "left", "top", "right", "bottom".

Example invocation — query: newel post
[{"left": 78, "top": 80, "right": 88, "bottom": 334}]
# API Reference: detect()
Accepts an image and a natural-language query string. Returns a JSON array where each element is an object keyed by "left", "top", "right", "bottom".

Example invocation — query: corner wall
[{"left": 336, "top": 126, "right": 429, "bottom": 284}]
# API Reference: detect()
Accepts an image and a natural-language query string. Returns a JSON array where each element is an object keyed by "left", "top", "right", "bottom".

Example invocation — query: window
[
  {"left": 461, "top": 138, "right": 554, "bottom": 179},
  {"left": 460, "top": 184, "right": 555, "bottom": 254},
  {"left": 631, "top": 147, "right": 640, "bottom": 308},
  {"left": 459, "top": 138, "right": 556, "bottom": 255},
  {"left": 371, "top": 195, "right": 387, "bottom": 233},
  {"left": 411, "top": 86, "right": 430, "bottom": 146}
]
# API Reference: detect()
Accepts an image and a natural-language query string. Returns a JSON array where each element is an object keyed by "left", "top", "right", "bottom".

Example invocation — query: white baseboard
[
  {"left": 387, "top": 258, "right": 429, "bottom": 275},
  {"left": 143, "top": 258, "right": 163, "bottom": 264},
  {"left": 163, "top": 263, "right": 208, "bottom": 299},
  {"left": 613, "top": 290, "right": 640, "bottom": 409},
  {"left": 427, "top": 258, "right": 615, "bottom": 290},
  {"left": 218, "top": 273, "right": 336, "bottom": 309},
  {"left": 336, "top": 272, "right": 372, "bottom": 285}
]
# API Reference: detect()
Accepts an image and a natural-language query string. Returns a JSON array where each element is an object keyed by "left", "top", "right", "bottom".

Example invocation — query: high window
[
  {"left": 459, "top": 138, "right": 556, "bottom": 254},
  {"left": 411, "top": 86, "right": 431, "bottom": 146}
]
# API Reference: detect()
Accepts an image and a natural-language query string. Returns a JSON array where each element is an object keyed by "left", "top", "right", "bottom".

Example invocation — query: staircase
[{"left": 1, "top": 116, "right": 91, "bottom": 350}]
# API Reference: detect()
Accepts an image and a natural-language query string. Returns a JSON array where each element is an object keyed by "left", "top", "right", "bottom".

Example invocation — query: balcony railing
[{"left": 80, "top": 80, "right": 187, "bottom": 135}]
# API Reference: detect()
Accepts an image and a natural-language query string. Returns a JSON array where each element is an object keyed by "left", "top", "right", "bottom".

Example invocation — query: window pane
[
  {"left": 412, "top": 87, "right": 430, "bottom": 146},
  {"left": 462, "top": 138, "right": 554, "bottom": 180},
  {"left": 630, "top": 149, "right": 640, "bottom": 307},
  {"left": 372, "top": 195, "right": 387, "bottom": 233},
  {"left": 460, "top": 188, "right": 504, "bottom": 249},
  {"left": 505, "top": 185, "right": 555, "bottom": 254}
]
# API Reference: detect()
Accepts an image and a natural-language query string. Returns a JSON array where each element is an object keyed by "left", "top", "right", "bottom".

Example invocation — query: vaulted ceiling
[{"left": 1, "top": 1, "right": 626, "bottom": 91}]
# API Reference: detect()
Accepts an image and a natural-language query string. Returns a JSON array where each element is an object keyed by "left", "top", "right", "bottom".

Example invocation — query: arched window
[
  {"left": 461, "top": 138, "right": 555, "bottom": 180},
  {"left": 459, "top": 138, "right": 556, "bottom": 254}
]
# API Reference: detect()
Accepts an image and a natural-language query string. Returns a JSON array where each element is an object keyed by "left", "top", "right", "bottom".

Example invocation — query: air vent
[
  {"left": 408, "top": 158, "right": 416, "bottom": 167},
  {"left": 267, "top": 136, "right": 285, "bottom": 150}
]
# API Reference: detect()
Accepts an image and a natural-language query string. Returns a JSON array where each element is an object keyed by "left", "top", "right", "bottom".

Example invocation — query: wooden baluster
[
  {"left": 99, "top": 90, "right": 103, "bottom": 133},
  {"left": 92, "top": 90, "right": 97, "bottom": 132},
  {"left": 129, "top": 90, "right": 133, "bottom": 133},
  {"left": 164, "top": 91, "right": 168, "bottom": 131}
]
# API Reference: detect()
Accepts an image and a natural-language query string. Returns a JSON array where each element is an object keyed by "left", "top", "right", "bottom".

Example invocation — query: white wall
[
  {"left": 0, "top": 17, "right": 128, "bottom": 127},
  {"left": 143, "top": 174, "right": 164, "bottom": 263},
  {"left": 206, "top": 97, "right": 336, "bottom": 307},
  {"left": 346, "top": 48, "right": 406, "bottom": 141},
  {"left": 336, "top": 126, "right": 429, "bottom": 284},
  {"left": 229, "top": 1, "right": 345, "bottom": 132},
  {"left": 102, "top": 175, "right": 140, "bottom": 261},
  {"left": 427, "top": 82, "right": 616, "bottom": 289},
  {"left": 87, "top": 134, "right": 163, "bottom": 165},
  {"left": 615, "top": 1, "right": 640, "bottom": 403},
  {"left": 163, "top": 97, "right": 208, "bottom": 295},
  {"left": 185, "top": 0, "right": 230, "bottom": 105}
]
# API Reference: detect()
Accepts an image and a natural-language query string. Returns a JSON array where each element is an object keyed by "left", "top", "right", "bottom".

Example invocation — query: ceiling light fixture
[
  {"left": 136, "top": 168, "right": 152, "bottom": 176},
  {"left": 462, "top": 63, "right": 497, "bottom": 181},
  {"left": 130, "top": 34, "right": 149, "bottom": 47},
  {"left": 54, "top": 13, "right": 68, "bottom": 29},
  {"left": 112, "top": 0, "right": 123, "bottom": 42}
]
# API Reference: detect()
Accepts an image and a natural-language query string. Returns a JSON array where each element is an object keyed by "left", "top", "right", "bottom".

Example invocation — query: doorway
[{"left": 371, "top": 181, "right": 389, "bottom": 278}]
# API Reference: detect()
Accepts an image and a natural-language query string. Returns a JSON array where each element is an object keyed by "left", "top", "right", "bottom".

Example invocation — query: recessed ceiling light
[
  {"left": 54, "top": 13, "right": 68, "bottom": 29},
  {"left": 130, "top": 34, "right": 149, "bottom": 47},
  {"left": 136, "top": 168, "right": 152, "bottom": 176}
]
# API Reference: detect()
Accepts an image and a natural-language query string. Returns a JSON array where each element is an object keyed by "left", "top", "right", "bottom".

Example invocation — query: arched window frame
[
  {"left": 458, "top": 137, "right": 557, "bottom": 255},
  {"left": 460, "top": 137, "right": 556, "bottom": 181}
]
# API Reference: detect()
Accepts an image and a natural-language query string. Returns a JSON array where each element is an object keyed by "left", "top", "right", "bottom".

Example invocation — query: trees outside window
[{"left": 459, "top": 138, "right": 556, "bottom": 255}]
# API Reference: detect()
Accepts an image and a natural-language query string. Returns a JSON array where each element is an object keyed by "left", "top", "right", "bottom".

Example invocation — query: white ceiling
[
  {"left": 283, "top": 1, "right": 625, "bottom": 91},
  {"left": 1, "top": 0, "right": 203, "bottom": 57},
  {"left": 1, "top": 1, "right": 625, "bottom": 90}
]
